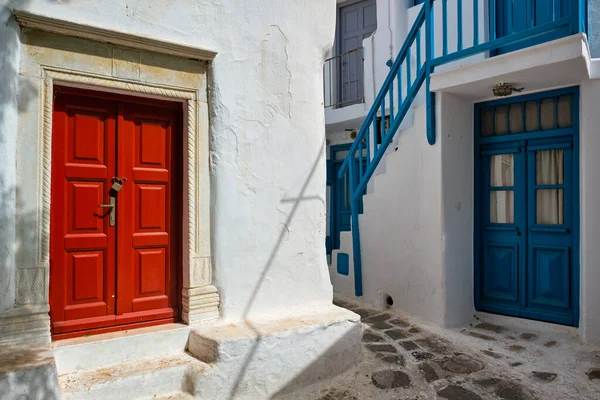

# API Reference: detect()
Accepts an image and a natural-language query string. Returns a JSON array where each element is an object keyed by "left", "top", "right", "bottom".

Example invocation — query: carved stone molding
[
  {"left": 36, "top": 67, "right": 219, "bottom": 325},
  {"left": 14, "top": 10, "right": 217, "bottom": 61}
]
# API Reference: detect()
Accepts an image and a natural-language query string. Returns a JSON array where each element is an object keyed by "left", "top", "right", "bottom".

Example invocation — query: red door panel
[
  {"left": 118, "top": 103, "right": 179, "bottom": 317},
  {"left": 50, "top": 95, "right": 117, "bottom": 326},
  {"left": 50, "top": 88, "right": 181, "bottom": 339}
]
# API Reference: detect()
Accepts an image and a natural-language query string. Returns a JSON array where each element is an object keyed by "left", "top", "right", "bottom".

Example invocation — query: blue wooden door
[
  {"left": 479, "top": 144, "right": 527, "bottom": 313},
  {"left": 524, "top": 137, "right": 575, "bottom": 324},
  {"left": 476, "top": 88, "right": 579, "bottom": 326},
  {"left": 329, "top": 145, "right": 366, "bottom": 253},
  {"left": 494, "top": 0, "right": 573, "bottom": 55}
]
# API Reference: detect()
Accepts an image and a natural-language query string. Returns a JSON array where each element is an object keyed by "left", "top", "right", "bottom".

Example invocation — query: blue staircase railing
[{"left": 337, "top": 0, "right": 586, "bottom": 297}]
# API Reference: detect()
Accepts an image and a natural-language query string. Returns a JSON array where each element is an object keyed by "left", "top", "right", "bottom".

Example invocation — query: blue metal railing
[{"left": 336, "top": 0, "right": 586, "bottom": 297}]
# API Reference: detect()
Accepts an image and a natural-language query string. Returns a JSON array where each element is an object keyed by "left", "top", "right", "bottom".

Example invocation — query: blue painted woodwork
[
  {"left": 474, "top": 87, "right": 579, "bottom": 326},
  {"left": 329, "top": 144, "right": 366, "bottom": 257},
  {"left": 337, "top": 253, "right": 350, "bottom": 276},
  {"left": 493, "top": 0, "right": 574, "bottom": 55},
  {"left": 335, "top": 0, "right": 585, "bottom": 297}
]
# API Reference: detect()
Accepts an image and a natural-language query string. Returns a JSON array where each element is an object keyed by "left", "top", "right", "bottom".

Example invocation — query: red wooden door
[{"left": 50, "top": 88, "right": 181, "bottom": 339}]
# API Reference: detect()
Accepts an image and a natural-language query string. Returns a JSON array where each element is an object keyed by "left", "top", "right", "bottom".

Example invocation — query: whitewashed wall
[
  {"left": 0, "top": 0, "right": 337, "bottom": 326},
  {"left": 579, "top": 79, "right": 600, "bottom": 346}
]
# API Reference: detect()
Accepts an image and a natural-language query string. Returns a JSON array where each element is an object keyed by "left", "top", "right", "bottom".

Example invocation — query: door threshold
[
  {"left": 474, "top": 311, "right": 579, "bottom": 338},
  {"left": 52, "top": 317, "right": 180, "bottom": 342}
]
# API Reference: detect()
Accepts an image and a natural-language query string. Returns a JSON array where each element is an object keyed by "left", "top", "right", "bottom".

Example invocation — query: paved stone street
[{"left": 280, "top": 295, "right": 600, "bottom": 400}]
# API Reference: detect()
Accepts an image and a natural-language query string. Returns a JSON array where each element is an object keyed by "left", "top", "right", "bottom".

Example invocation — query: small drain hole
[{"left": 385, "top": 294, "right": 394, "bottom": 307}]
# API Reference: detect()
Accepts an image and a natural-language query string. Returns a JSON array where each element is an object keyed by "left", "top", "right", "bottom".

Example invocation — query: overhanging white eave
[{"left": 430, "top": 33, "right": 591, "bottom": 100}]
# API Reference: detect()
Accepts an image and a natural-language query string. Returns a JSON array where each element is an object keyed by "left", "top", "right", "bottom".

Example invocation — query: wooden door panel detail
[
  {"left": 72, "top": 113, "right": 105, "bottom": 163},
  {"left": 528, "top": 246, "right": 570, "bottom": 309},
  {"left": 138, "top": 185, "right": 166, "bottom": 230},
  {"left": 51, "top": 88, "right": 181, "bottom": 338},
  {"left": 482, "top": 243, "right": 518, "bottom": 303},
  {"left": 138, "top": 122, "right": 167, "bottom": 166},
  {"left": 68, "top": 182, "right": 105, "bottom": 231},
  {"left": 69, "top": 252, "right": 104, "bottom": 303}
]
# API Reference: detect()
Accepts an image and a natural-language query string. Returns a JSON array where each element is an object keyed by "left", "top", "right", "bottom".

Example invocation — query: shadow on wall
[
  {"left": 0, "top": 2, "right": 38, "bottom": 313},
  {"left": 0, "top": 345, "right": 61, "bottom": 400},
  {"left": 1, "top": 8, "right": 63, "bottom": 400},
  {"left": 218, "top": 136, "right": 329, "bottom": 399}
]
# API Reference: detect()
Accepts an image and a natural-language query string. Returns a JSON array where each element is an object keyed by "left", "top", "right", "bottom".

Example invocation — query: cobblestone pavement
[{"left": 279, "top": 295, "right": 600, "bottom": 400}]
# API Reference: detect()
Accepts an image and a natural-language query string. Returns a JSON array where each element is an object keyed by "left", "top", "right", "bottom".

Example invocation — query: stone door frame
[{"left": 1, "top": 13, "right": 220, "bottom": 343}]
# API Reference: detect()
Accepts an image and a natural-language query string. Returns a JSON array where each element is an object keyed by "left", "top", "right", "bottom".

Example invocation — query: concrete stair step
[
  {"left": 135, "top": 391, "right": 194, "bottom": 400},
  {"left": 53, "top": 323, "right": 191, "bottom": 374},
  {"left": 59, "top": 352, "right": 208, "bottom": 400}
]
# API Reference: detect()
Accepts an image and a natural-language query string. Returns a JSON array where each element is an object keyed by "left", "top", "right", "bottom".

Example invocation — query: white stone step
[
  {"left": 59, "top": 352, "right": 208, "bottom": 400},
  {"left": 186, "top": 305, "right": 361, "bottom": 399},
  {"left": 140, "top": 392, "right": 194, "bottom": 400},
  {"left": 143, "top": 392, "right": 194, "bottom": 400},
  {"left": 53, "top": 323, "right": 191, "bottom": 374}
]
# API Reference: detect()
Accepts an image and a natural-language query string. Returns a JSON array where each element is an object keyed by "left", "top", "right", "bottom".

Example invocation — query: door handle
[{"left": 99, "top": 196, "right": 116, "bottom": 227}]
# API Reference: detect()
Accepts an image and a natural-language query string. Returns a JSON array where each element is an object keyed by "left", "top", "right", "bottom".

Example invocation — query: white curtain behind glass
[
  {"left": 536, "top": 150, "right": 564, "bottom": 224},
  {"left": 490, "top": 154, "right": 514, "bottom": 224}
]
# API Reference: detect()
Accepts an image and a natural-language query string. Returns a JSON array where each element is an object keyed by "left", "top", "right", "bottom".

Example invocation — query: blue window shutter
[{"left": 326, "top": 159, "right": 331, "bottom": 186}]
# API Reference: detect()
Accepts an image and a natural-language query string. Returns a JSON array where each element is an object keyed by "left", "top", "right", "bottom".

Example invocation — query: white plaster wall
[
  {"left": 362, "top": 0, "right": 397, "bottom": 107},
  {"left": 335, "top": 104, "right": 447, "bottom": 325},
  {"left": 438, "top": 92, "right": 475, "bottom": 327},
  {"left": 579, "top": 79, "right": 600, "bottom": 346},
  {"left": 1, "top": 0, "right": 338, "bottom": 322}
]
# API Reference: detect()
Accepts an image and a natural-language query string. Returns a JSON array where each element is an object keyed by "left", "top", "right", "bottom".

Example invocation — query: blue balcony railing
[{"left": 337, "top": 0, "right": 586, "bottom": 297}]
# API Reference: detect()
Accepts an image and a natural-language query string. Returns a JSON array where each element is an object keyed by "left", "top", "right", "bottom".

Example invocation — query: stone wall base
[{"left": 0, "top": 306, "right": 51, "bottom": 345}]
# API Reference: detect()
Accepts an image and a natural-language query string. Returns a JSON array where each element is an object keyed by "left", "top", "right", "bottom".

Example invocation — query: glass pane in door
[
  {"left": 536, "top": 189, "right": 564, "bottom": 224},
  {"left": 491, "top": 190, "right": 515, "bottom": 223},
  {"left": 536, "top": 149, "right": 565, "bottom": 225},
  {"left": 490, "top": 154, "right": 514, "bottom": 187},
  {"left": 536, "top": 150, "right": 564, "bottom": 185}
]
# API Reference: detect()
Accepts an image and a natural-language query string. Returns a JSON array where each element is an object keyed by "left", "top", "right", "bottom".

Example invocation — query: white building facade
[
  {"left": 326, "top": 0, "right": 600, "bottom": 346},
  {"left": 0, "top": 1, "right": 362, "bottom": 399}
]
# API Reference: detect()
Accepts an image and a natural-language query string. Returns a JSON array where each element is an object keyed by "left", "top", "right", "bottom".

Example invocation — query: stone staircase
[
  {"left": 13, "top": 305, "right": 361, "bottom": 399},
  {"left": 59, "top": 352, "right": 208, "bottom": 400},
  {"left": 52, "top": 324, "right": 203, "bottom": 400},
  {"left": 329, "top": 103, "right": 427, "bottom": 300}
]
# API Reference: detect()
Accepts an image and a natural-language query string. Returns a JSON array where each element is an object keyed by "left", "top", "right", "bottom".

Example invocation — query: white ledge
[
  {"left": 14, "top": 10, "right": 217, "bottom": 61},
  {"left": 430, "top": 33, "right": 591, "bottom": 100}
]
